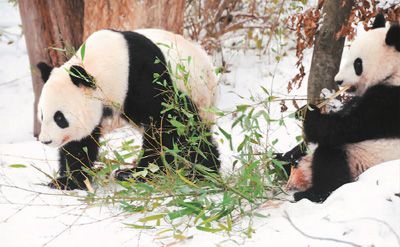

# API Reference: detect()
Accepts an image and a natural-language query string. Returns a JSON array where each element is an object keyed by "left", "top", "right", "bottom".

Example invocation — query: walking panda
[
  {"left": 287, "top": 15, "right": 400, "bottom": 202},
  {"left": 37, "top": 29, "right": 220, "bottom": 190}
]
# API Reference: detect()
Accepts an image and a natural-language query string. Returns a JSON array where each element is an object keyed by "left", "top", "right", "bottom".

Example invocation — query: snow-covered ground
[{"left": 0, "top": 2, "right": 399, "bottom": 246}]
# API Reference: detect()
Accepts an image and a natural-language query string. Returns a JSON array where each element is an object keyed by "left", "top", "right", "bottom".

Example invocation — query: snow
[{"left": 0, "top": 2, "right": 399, "bottom": 247}]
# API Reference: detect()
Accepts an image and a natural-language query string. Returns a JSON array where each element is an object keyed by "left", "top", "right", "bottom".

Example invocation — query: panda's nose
[
  {"left": 41, "top": 140, "right": 52, "bottom": 145},
  {"left": 336, "top": 80, "right": 344, "bottom": 86}
]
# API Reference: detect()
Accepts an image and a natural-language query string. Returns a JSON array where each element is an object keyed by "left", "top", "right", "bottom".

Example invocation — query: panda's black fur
[
  {"left": 114, "top": 31, "right": 220, "bottom": 180},
  {"left": 295, "top": 84, "right": 400, "bottom": 202},
  {"left": 38, "top": 30, "right": 220, "bottom": 189}
]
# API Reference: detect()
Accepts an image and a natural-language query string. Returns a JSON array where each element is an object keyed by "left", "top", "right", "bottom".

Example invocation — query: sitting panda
[
  {"left": 37, "top": 29, "right": 220, "bottom": 190},
  {"left": 287, "top": 15, "right": 400, "bottom": 202}
]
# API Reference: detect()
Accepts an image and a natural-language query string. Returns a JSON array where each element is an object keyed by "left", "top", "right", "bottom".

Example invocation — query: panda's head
[
  {"left": 37, "top": 62, "right": 103, "bottom": 148},
  {"left": 335, "top": 14, "right": 400, "bottom": 95}
]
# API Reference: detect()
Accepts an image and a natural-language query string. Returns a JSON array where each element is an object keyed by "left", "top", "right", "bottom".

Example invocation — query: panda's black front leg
[
  {"left": 303, "top": 104, "right": 362, "bottom": 146},
  {"left": 305, "top": 86, "right": 400, "bottom": 146},
  {"left": 293, "top": 145, "right": 352, "bottom": 202},
  {"left": 49, "top": 126, "right": 101, "bottom": 190}
]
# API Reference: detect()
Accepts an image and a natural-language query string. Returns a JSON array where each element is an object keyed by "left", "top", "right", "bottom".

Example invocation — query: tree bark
[
  {"left": 307, "top": 0, "right": 353, "bottom": 104},
  {"left": 83, "top": 0, "right": 185, "bottom": 39},
  {"left": 19, "top": 0, "right": 84, "bottom": 138}
]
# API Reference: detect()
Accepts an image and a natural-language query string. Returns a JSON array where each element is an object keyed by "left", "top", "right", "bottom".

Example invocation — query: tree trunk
[
  {"left": 19, "top": 0, "right": 84, "bottom": 138},
  {"left": 307, "top": 0, "right": 353, "bottom": 104},
  {"left": 83, "top": 0, "right": 185, "bottom": 39}
]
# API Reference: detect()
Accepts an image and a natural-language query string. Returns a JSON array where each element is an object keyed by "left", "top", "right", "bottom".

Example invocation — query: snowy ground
[{"left": 0, "top": 2, "right": 399, "bottom": 247}]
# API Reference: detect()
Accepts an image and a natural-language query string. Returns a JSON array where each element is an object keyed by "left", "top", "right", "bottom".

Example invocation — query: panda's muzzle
[{"left": 41, "top": 140, "right": 53, "bottom": 145}]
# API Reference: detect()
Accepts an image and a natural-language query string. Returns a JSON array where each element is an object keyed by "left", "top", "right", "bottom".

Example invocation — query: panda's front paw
[
  {"left": 48, "top": 176, "right": 86, "bottom": 190},
  {"left": 293, "top": 189, "right": 330, "bottom": 203},
  {"left": 114, "top": 169, "right": 146, "bottom": 182},
  {"left": 303, "top": 104, "right": 322, "bottom": 143}
]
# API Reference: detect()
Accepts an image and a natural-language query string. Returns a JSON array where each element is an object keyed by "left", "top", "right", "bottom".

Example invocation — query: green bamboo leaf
[
  {"left": 237, "top": 136, "right": 249, "bottom": 152},
  {"left": 196, "top": 226, "right": 223, "bottom": 233},
  {"left": 125, "top": 224, "right": 155, "bottom": 229},
  {"left": 218, "top": 127, "right": 233, "bottom": 150},
  {"left": 199, "top": 213, "right": 221, "bottom": 225},
  {"left": 177, "top": 169, "right": 199, "bottom": 188},
  {"left": 113, "top": 151, "right": 125, "bottom": 163},
  {"left": 139, "top": 214, "right": 165, "bottom": 223},
  {"left": 236, "top": 104, "right": 249, "bottom": 112},
  {"left": 168, "top": 208, "right": 194, "bottom": 220},
  {"left": 80, "top": 42, "right": 86, "bottom": 61},
  {"left": 9, "top": 164, "right": 27, "bottom": 168},
  {"left": 170, "top": 118, "right": 186, "bottom": 136}
]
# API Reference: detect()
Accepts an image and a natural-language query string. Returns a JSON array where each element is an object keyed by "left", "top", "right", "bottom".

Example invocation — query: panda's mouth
[
  {"left": 340, "top": 85, "right": 357, "bottom": 94},
  {"left": 347, "top": 86, "right": 357, "bottom": 93},
  {"left": 60, "top": 135, "right": 70, "bottom": 146}
]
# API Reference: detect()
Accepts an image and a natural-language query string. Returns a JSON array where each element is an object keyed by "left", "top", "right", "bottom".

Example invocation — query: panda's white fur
[
  {"left": 335, "top": 26, "right": 400, "bottom": 95},
  {"left": 135, "top": 29, "right": 219, "bottom": 116},
  {"left": 288, "top": 139, "right": 400, "bottom": 191},
  {"left": 38, "top": 29, "right": 218, "bottom": 148}
]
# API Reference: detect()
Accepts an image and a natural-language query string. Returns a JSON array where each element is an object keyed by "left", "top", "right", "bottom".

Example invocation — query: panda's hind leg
[
  {"left": 115, "top": 124, "right": 221, "bottom": 181},
  {"left": 114, "top": 126, "right": 165, "bottom": 181},
  {"left": 186, "top": 125, "right": 220, "bottom": 179},
  {"left": 294, "top": 145, "right": 352, "bottom": 202}
]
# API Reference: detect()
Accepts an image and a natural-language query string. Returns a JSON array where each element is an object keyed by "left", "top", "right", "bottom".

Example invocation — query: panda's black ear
[
  {"left": 37, "top": 62, "right": 53, "bottom": 83},
  {"left": 372, "top": 13, "right": 386, "bottom": 29},
  {"left": 69, "top": 65, "right": 96, "bottom": 89},
  {"left": 385, "top": 25, "right": 400, "bottom": 52}
]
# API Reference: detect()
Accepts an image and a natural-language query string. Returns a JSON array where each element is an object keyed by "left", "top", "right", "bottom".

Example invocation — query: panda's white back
[{"left": 135, "top": 29, "right": 218, "bottom": 122}]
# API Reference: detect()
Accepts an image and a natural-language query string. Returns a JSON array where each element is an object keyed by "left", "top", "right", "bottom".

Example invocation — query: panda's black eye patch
[
  {"left": 54, "top": 111, "right": 69, "bottom": 129},
  {"left": 354, "top": 58, "right": 363, "bottom": 76}
]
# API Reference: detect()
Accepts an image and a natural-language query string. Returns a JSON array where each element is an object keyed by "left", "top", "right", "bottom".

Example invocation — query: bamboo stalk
[{"left": 316, "top": 85, "right": 352, "bottom": 108}]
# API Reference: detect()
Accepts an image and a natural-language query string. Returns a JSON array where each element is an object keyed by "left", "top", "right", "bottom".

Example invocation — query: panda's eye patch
[
  {"left": 54, "top": 111, "right": 69, "bottom": 129},
  {"left": 354, "top": 58, "right": 363, "bottom": 76}
]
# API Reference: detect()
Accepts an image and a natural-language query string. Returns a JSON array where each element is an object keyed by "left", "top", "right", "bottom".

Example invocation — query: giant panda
[
  {"left": 36, "top": 29, "right": 220, "bottom": 190},
  {"left": 286, "top": 14, "right": 400, "bottom": 202}
]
